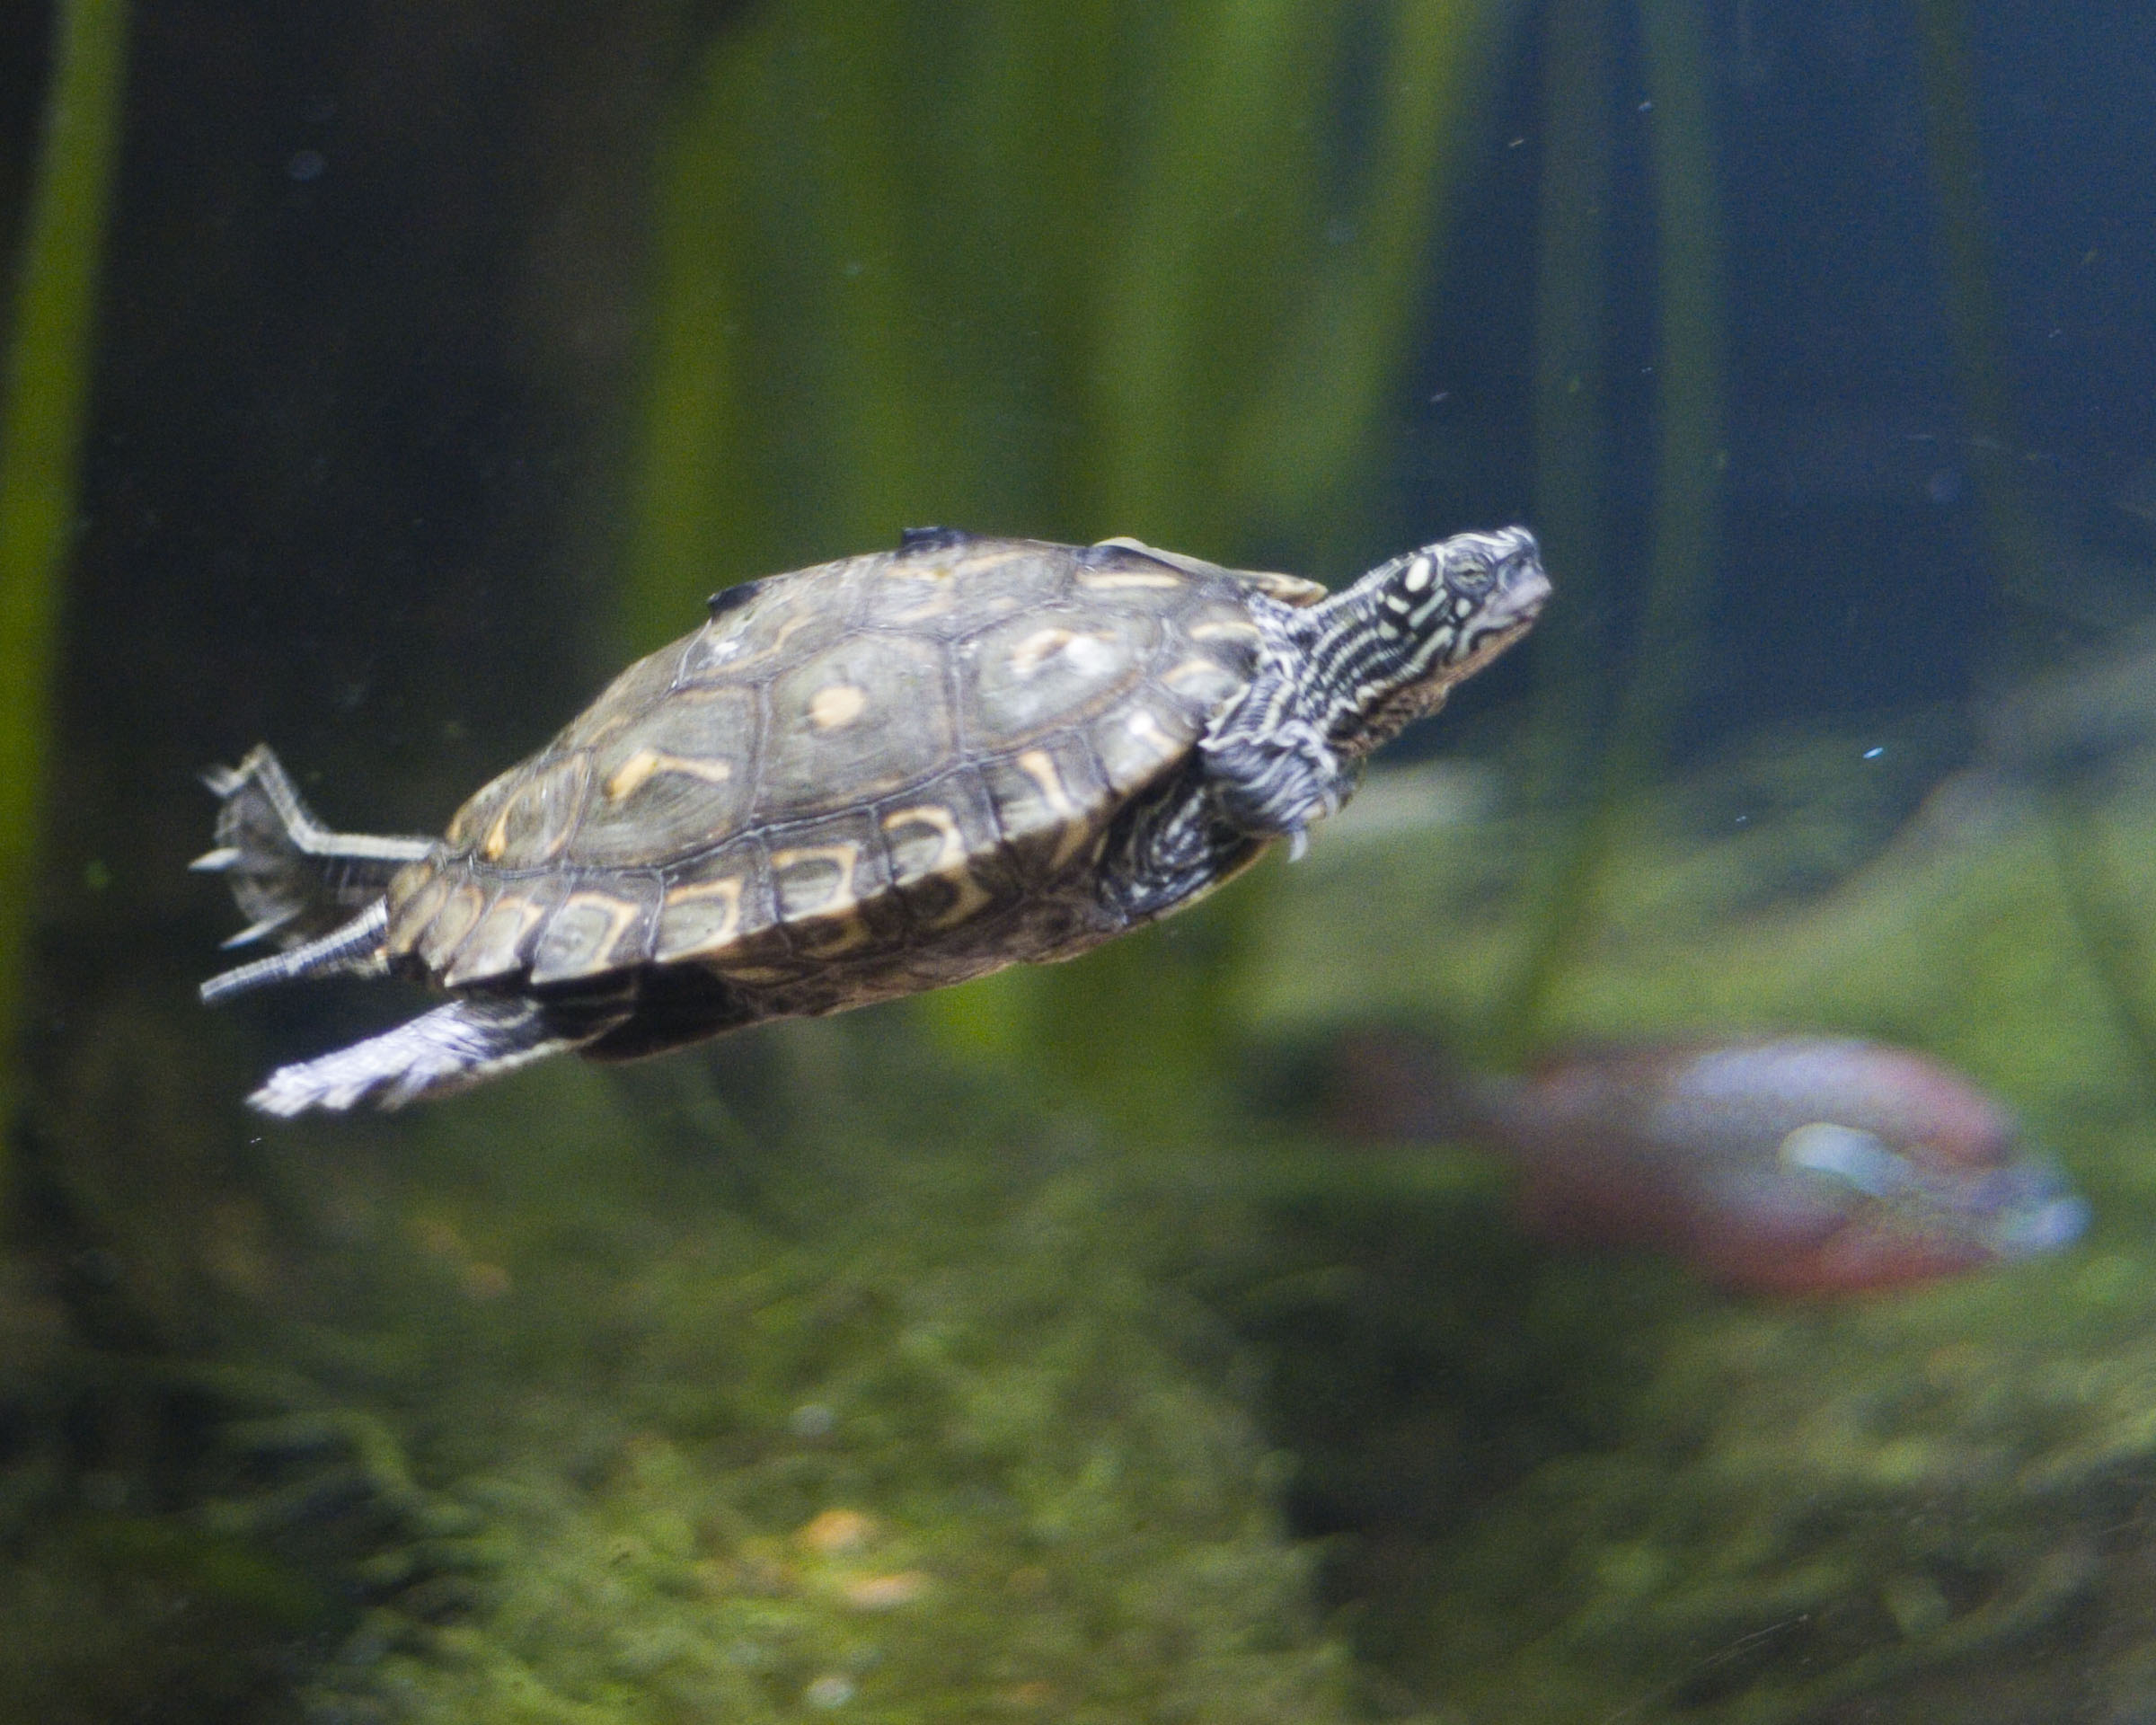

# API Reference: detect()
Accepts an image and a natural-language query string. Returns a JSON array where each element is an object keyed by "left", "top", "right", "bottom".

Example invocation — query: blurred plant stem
[
  {"left": 1908, "top": 0, "right": 2049, "bottom": 649},
  {"left": 632, "top": 2, "right": 1519, "bottom": 1139},
  {"left": 1911, "top": 0, "right": 2156, "bottom": 1092},
  {"left": 0, "top": 0, "right": 131, "bottom": 1219},
  {"left": 1497, "top": 0, "right": 1613, "bottom": 1066},
  {"left": 2041, "top": 782, "right": 2156, "bottom": 1109},
  {"left": 1498, "top": 0, "right": 1723, "bottom": 1060}
]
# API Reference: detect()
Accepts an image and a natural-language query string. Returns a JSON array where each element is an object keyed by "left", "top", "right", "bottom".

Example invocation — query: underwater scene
[{"left": 4, "top": 1, "right": 2156, "bottom": 1720}]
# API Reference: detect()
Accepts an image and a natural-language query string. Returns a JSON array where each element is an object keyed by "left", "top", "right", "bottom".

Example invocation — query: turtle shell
[{"left": 381, "top": 533, "right": 1323, "bottom": 1001}]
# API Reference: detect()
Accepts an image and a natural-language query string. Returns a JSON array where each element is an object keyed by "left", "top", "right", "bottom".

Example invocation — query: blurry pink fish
[{"left": 1330, "top": 1035, "right": 2088, "bottom": 1295}]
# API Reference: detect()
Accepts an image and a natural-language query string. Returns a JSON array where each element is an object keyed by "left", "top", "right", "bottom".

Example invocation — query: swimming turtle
[{"left": 199, "top": 526, "right": 1547, "bottom": 1114}]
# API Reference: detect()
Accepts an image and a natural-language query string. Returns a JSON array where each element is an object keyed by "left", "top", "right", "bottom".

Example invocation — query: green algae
[
  {"left": 1236, "top": 703, "right": 2156, "bottom": 1719},
  {"left": 0, "top": 0, "right": 129, "bottom": 1221},
  {"left": 19, "top": 701, "right": 2156, "bottom": 1721},
  {"left": 95, "top": 1042, "right": 1345, "bottom": 1723}
]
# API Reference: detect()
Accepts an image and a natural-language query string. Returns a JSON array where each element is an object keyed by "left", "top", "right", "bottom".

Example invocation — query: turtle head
[{"left": 1307, "top": 526, "right": 1550, "bottom": 755}]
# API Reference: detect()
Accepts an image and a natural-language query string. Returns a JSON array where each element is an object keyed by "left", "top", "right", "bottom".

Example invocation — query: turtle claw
[
  {"left": 190, "top": 845, "right": 243, "bottom": 873},
  {"left": 220, "top": 909, "right": 301, "bottom": 950}
]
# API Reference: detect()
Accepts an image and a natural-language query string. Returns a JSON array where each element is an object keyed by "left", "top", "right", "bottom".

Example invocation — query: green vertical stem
[
  {"left": 1062, "top": 0, "right": 1512, "bottom": 1139},
  {"left": 789, "top": 4, "right": 939, "bottom": 551},
  {"left": 1908, "top": 0, "right": 2046, "bottom": 626},
  {"left": 0, "top": 0, "right": 132, "bottom": 1215},
  {"left": 1910, "top": 0, "right": 2156, "bottom": 1092},
  {"left": 1491, "top": 0, "right": 1613, "bottom": 1062},
  {"left": 1500, "top": 0, "right": 1723, "bottom": 1051},
  {"left": 1089, "top": 0, "right": 1324, "bottom": 545},
  {"left": 632, "top": 38, "right": 746, "bottom": 651},
  {"left": 2040, "top": 783, "right": 2156, "bottom": 1107},
  {"left": 1236, "top": 0, "right": 1515, "bottom": 531}
]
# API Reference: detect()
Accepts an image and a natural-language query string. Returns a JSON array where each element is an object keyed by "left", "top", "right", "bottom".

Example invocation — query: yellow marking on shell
[
  {"left": 1124, "top": 708, "right": 1172, "bottom": 749},
  {"left": 667, "top": 752, "right": 735, "bottom": 784},
  {"left": 769, "top": 841, "right": 870, "bottom": 953},
  {"left": 1015, "top": 749, "right": 1092, "bottom": 870},
  {"left": 1095, "top": 703, "right": 1188, "bottom": 793},
  {"left": 384, "top": 861, "right": 431, "bottom": 917},
  {"left": 881, "top": 590, "right": 957, "bottom": 624},
  {"left": 549, "top": 890, "right": 645, "bottom": 969},
  {"left": 808, "top": 684, "right": 869, "bottom": 730},
  {"left": 424, "top": 882, "right": 488, "bottom": 964},
  {"left": 887, "top": 558, "right": 955, "bottom": 582},
  {"left": 387, "top": 872, "right": 451, "bottom": 956},
  {"left": 482, "top": 768, "right": 585, "bottom": 865},
  {"left": 1075, "top": 567, "right": 1183, "bottom": 590},
  {"left": 604, "top": 748, "right": 732, "bottom": 801},
  {"left": 950, "top": 547, "right": 1031, "bottom": 577},
  {"left": 442, "top": 897, "right": 549, "bottom": 986},
  {"left": 1008, "top": 627, "right": 1120, "bottom": 679},
  {"left": 720, "top": 964, "right": 792, "bottom": 984},
  {"left": 1163, "top": 655, "right": 1239, "bottom": 691},
  {"left": 604, "top": 748, "right": 661, "bottom": 801},
  {"left": 1234, "top": 570, "right": 1329, "bottom": 606},
  {"left": 883, "top": 803, "right": 994, "bottom": 929},
  {"left": 1189, "top": 618, "right": 1263, "bottom": 642},
  {"left": 882, "top": 803, "right": 963, "bottom": 873},
  {"left": 805, "top": 913, "right": 870, "bottom": 954},
  {"left": 1009, "top": 626, "right": 1074, "bottom": 676},
  {"left": 702, "top": 606, "right": 817, "bottom": 673},
  {"left": 655, "top": 876, "right": 744, "bottom": 960},
  {"left": 770, "top": 841, "right": 860, "bottom": 896}
]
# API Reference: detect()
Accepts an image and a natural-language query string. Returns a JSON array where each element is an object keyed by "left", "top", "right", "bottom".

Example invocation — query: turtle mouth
[
  {"left": 1499, "top": 567, "right": 1552, "bottom": 627},
  {"left": 1454, "top": 564, "right": 1551, "bottom": 663}
]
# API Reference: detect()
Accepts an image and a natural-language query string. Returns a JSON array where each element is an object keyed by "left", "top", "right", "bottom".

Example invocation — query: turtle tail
[
  {"left": 245, "top": 996, "right": 625, "bottom": 1116},
  {"left": 191, "top": 745, "right": 435, "bottom": 951}
]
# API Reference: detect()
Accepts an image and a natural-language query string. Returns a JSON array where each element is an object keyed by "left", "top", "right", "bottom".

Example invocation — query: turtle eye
[{"left": 1450, "top": 560, "right": 1493, "bottom": 594}]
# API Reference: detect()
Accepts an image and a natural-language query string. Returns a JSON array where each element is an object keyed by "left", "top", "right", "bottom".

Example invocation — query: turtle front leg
[
  {"left": 1197, "top": 669, "right": 1360, "bottom": 855},
  {"left": 1097, "top": 765, "right": 1267, "bottom": 924}
]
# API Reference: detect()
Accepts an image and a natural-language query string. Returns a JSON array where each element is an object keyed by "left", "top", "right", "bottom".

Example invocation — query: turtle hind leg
[
  {"left": 246, "top": 995, "right": 628, "bottom": 1117},
  {"left": 577, "top": 966, "right": 759, "bottom": 1062},
  {"left": 193, "top": 745, "right": 436, "bottom": 950}
]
